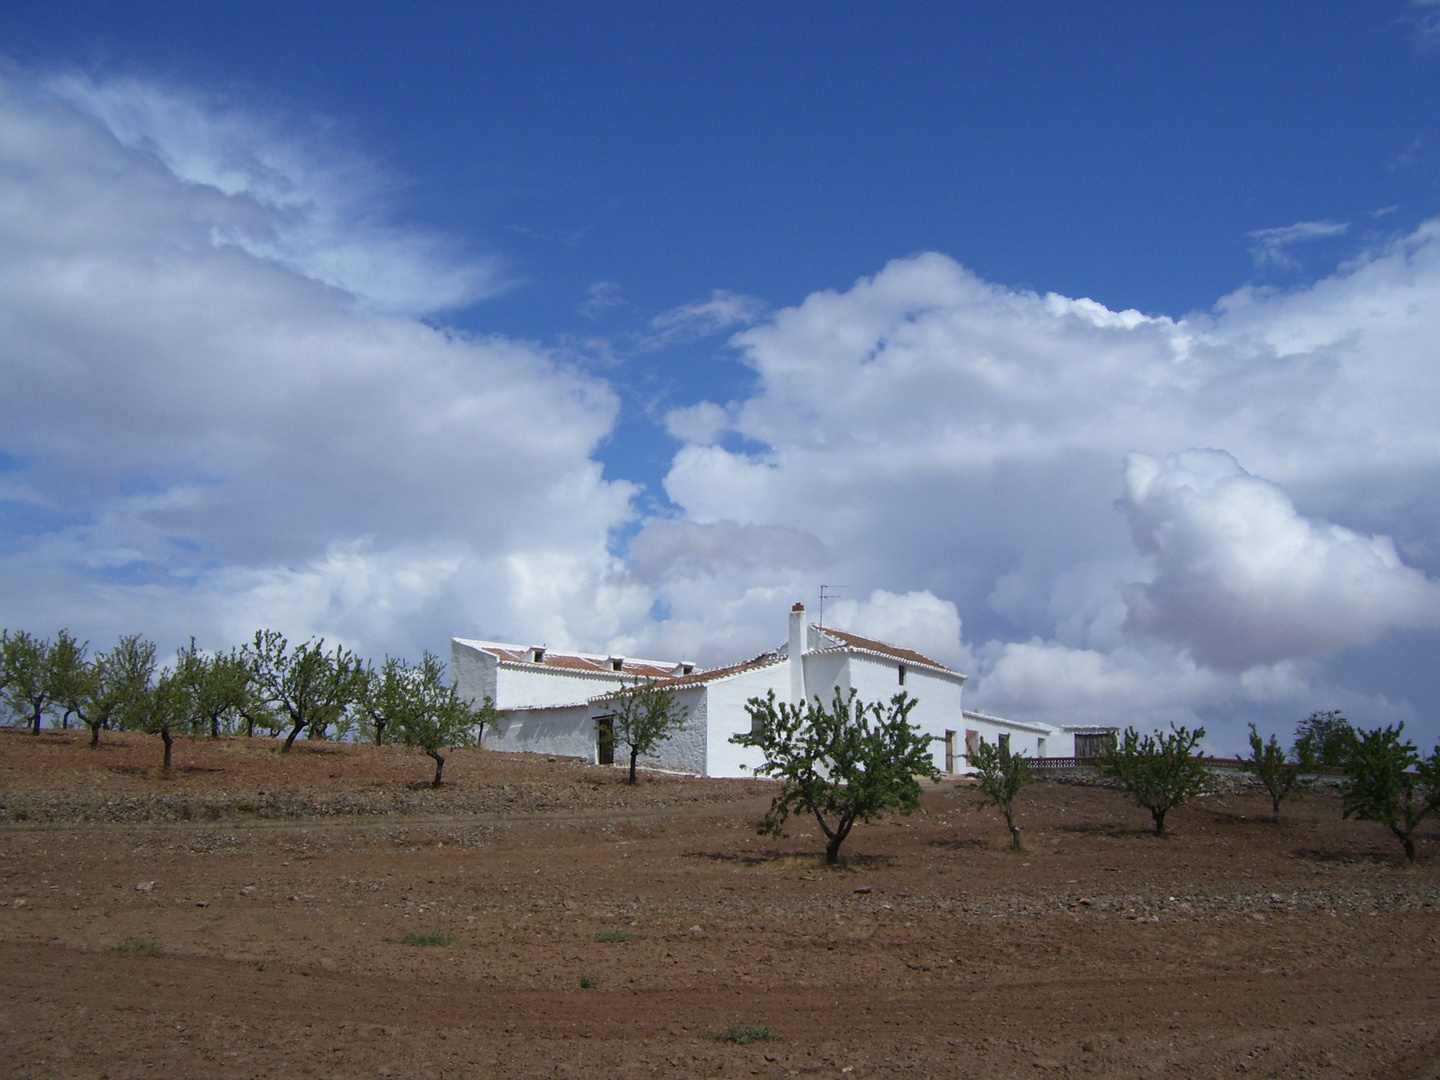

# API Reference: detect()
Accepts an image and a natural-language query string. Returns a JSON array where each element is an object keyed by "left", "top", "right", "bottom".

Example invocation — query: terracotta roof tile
[{"left": 811, "top": 626, "right": 954, "bottom": 672}]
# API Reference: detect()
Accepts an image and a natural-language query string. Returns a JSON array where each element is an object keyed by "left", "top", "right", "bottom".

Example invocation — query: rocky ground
[{"left": 1, "top": 727, "right": 1438, "bottom": 1079}]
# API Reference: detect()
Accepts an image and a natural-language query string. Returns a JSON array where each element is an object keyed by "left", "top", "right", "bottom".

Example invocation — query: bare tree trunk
[
  {"left": 88, "top": 722, "right": 102, "bottom": 749},
  {"left": 161, "top": 727, "right": 173, "bottom": 774},
  {"left": 281, "top": 717, "right": 305, "bottom": 752},
  {"left": 1004, "top": 811, "right": 1022, "bottom": 851},
  {"left": 31, "top": 704, "right": 43, "bottom": 735},
  {"left": 628, "top": 746, "right": 639, "bottom": 785},
  {"left": 1394, "top": 825, "right": 1416, "bottom": 865},
  {"left": 429, "top": 749, "right": 445, "bottom": 788},
  {"left": 822, "top": 812, "right": 854, "bottom": 865},
  {"left": 1152, "top": 806, "right": 1167, "bottom": 837}
]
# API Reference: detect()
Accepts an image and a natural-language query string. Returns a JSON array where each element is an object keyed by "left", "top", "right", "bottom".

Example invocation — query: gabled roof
[
  {"left": 453, "top": 638, "right": 687, "bottom": 681},
  {"left": 808, "top": 626, "right": 963, "bottom": 680},
  {"left": 590, "top": 651, "right": 784, "bottom": 701}
]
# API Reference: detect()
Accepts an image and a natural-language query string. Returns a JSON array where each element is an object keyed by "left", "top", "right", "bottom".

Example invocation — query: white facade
[{"left": 452, "top": 604, "right": 1110, "bottom": 778}]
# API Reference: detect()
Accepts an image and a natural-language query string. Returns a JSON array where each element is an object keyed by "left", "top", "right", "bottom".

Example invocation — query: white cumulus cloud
[{"left": 1119, "top": 449, "right": 1440, "bottom": 667}]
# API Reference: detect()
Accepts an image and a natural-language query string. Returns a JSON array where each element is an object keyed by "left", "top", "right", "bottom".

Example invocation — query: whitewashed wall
[
  {"left": 703, "top": 662, "right": 792, "bottom": 779},
  {"left": 487, "top": 703, "right": 597, "bottom": 760},
  {"left": 958, "top": 712, "right": 1055, "bottom": 770}
]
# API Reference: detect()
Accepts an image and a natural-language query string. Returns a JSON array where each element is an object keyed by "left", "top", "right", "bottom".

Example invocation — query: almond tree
[
  {"left": 605, "top": 679, "right": 685, "bottom": 784},
  {"left": 73, "top": 635, "right": 156, "bottom": 748},
  {"left": 966, "top": 735, "right": 1032, "bottom": 850},
  {"left": 391, "top": 652, "right": 493, "bottom": 786},
  {"left": 175, "top": 641, "right": 255, "bottom": 738},
  {"left": 244, "top": 630, "right": 367, "bottom": 752},
  {"left": 1243, "top": 722, "right": 1310, "bottom": 823},
  {"left": 1294, "top": 710, "right": 1357, "bottom": 769},
  {"left": 1341, "top": 723, "right": 1440, "bottom": 864},
  {"left": 126, "top": 665, "right": 191, "bottom": 773},
  {"left": 47, "top": 631, "right": 90, "bottom": 730},
  {"left": 2, "top": 630, "right": 53, "bottom": 733},
  {"left": 731, "top": 689, "right": 940, "bottom": 865},
  {"left": 1098, "top": 724, "right": 1210, "bottom": 837}
]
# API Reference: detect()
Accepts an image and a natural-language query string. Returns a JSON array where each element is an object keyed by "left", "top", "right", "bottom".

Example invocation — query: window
[
  {"left": 1036, "top": 737, "right": 1047, "bottom": 758},
  {"left": 998, "top": 733, "right": 1010, "bottom": 754},
  {"left": 530, "top": 647, "right": 546, "bottom": 663},
  {"left": 1074, "top": 733, "right": 1109, "bottom": 758},
  {"left": 610, "top": 657, "right": 624, "bottom": 671},
  {"left": 965, "top": 729, "right": 980, "bottom": 757},
  {"left": 897, "top": 664, "right": 907, "bottom": 686}
]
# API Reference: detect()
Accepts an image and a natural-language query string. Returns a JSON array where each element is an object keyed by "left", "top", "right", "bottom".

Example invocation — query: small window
[
  {"left": 682, "top": 663, "right": 694, "bottom": 675},
  {"left": 897, "top": 664, "right": 907, "bottom": 686},
  {"left": 530, "top": 647, "right": 546, "bottom": 663},
  {"left": 610, "top": 657, "right": 624, "bottom": 671},
  {"left": 998, "top": 733, "right": 1010, "bottom": 754}
]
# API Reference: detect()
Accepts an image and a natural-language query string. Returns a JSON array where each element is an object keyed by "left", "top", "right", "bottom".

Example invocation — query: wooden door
[{"left": 596, "top": 716, "right": 614, "bottom": 765}]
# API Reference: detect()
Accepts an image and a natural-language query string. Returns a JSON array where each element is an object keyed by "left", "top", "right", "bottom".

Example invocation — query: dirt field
[{"left": 1, "top": 727, "right": 1438, "bottom": 1079}]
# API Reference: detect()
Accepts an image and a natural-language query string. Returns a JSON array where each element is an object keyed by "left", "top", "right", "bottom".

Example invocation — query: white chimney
[{"left": 788, "top": 602, "right": 807, "bottom": 704}]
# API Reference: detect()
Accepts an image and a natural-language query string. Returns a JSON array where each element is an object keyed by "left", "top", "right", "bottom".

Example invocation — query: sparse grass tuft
[
  {"left": 112, "top": 937, "right": 157, "bottom": 954},
  {"left": 579, "top": 973, "right": 597, "bottom": 989},
  {"left": 399, "top": 929, "right": 452, "bottom": 947},
  {"left": 713, "top": 1022, "right": 779, "bottom": 1045},
  {"left": 597, "top": 927, "right": 631, "bottom": 943}
]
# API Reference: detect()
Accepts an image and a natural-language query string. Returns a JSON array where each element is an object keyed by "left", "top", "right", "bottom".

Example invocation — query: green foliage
[
  {"left": 112, "top": 937, "right": 158, "bottom": 954},
  {"left": 596, "top": 928, "right": 630, "bottom": 943},
  {"left": 1098, "top": 724, "right": 1210, "bottom": 837},
  {"left": 713, "top": 1023, "right": 779, "bottom": 1045},
  {"left": 124, "top": 665, "right": 194, "bottom": 772},
  {"left": 243, "top": 630, "right": 368, "bottom": 752},
  {"left": 731, "top": 689, "right": 941, "bottom": 865},
  {"left": 175, "top": 641, "right": 256, "bottom": 738},
  {"left": 1, "top": 629, "right": 53, "bottom": 733},
  {"left": 399, "top": 929, "right": 452, "bottom": 947},
  {"left": 75, "top": 635, "right": 156, "bottom": 749},
  {"left": 46, "top": 631, "right": 90, "bottom": 730},
  {"left": 1340, "top": 723, "right": 1440, "bottom": 864},
  {"left": 378, "top": 652, "right": 494, "bottom": 786},
  {"left": 1242, "top": 723, "right": 1311, "bottom": 823},
  {"left": 605, "top": 679, "right": 685, "bottom": 784},
  {"left": 579, "top": 973, "right": 597, "bottom": 989},
  {"left": 966, "top": 736, "right": 1032, "bottom": 850},
  {"left": 1294, "top": 710, "right": 1357, "bottom": 769}
]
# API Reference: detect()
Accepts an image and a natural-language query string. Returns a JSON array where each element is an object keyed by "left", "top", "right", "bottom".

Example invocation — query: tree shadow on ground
[
  {"left": 926, "top": 837, "right": 989, "bottom": 851},
  {"left": 1288, "top": 847, "right": 1398, "bottom": 866},
  {"left": 1054, "top": 822, "right": 1152, "bottom": 838},
  {"left": 682, "top": 850, "right": 893, "bottom": 870}
]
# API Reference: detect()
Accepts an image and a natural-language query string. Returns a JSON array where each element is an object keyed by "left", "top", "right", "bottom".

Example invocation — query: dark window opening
[
  {"left": 610, "top": 657, "right": 624, "bottom": 671},
  {"left": 531, "top": 647, "right": 546, "bottom": 663},
  {"left": 998, "top": 733, "right": 1010, "bottom": 754},
  {"left": 596, "top": 716, "right": 615, "bottom": 765},
  {"left": 898, "top": 664, "right": 907, "bottom": 686}
]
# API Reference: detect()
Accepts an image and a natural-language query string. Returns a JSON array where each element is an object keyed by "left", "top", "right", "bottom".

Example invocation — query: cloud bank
[{"left": 4, "top": 64, "right": 1440, "bottom": 750}]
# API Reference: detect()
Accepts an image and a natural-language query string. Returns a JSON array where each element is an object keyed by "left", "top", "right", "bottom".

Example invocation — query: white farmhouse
[{"left": 452, "top": 603, "right": 1111, "bottom": 778}]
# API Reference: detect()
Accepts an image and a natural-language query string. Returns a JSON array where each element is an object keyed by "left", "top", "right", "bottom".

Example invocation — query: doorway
[
  {"left": 596, "top": 716, "right": 615, "bottom": 766},
  {"left": 944, "top": 730, "right": 956, "bottom": 773}
]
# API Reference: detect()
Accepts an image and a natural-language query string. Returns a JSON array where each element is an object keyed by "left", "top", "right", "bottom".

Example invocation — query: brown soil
[{"left": 1, "top": 727, "right": 1438, "bottom": 1080}]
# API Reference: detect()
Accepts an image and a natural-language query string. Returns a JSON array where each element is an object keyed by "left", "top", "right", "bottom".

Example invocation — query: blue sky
[{"left": 3, "top": 2, "right": 1440, "bottom": 750}]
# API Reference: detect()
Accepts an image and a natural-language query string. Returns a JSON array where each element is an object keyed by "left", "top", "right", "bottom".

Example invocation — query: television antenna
[{"left": 818, "top": 584, "right": 849, "bottom": 629}]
